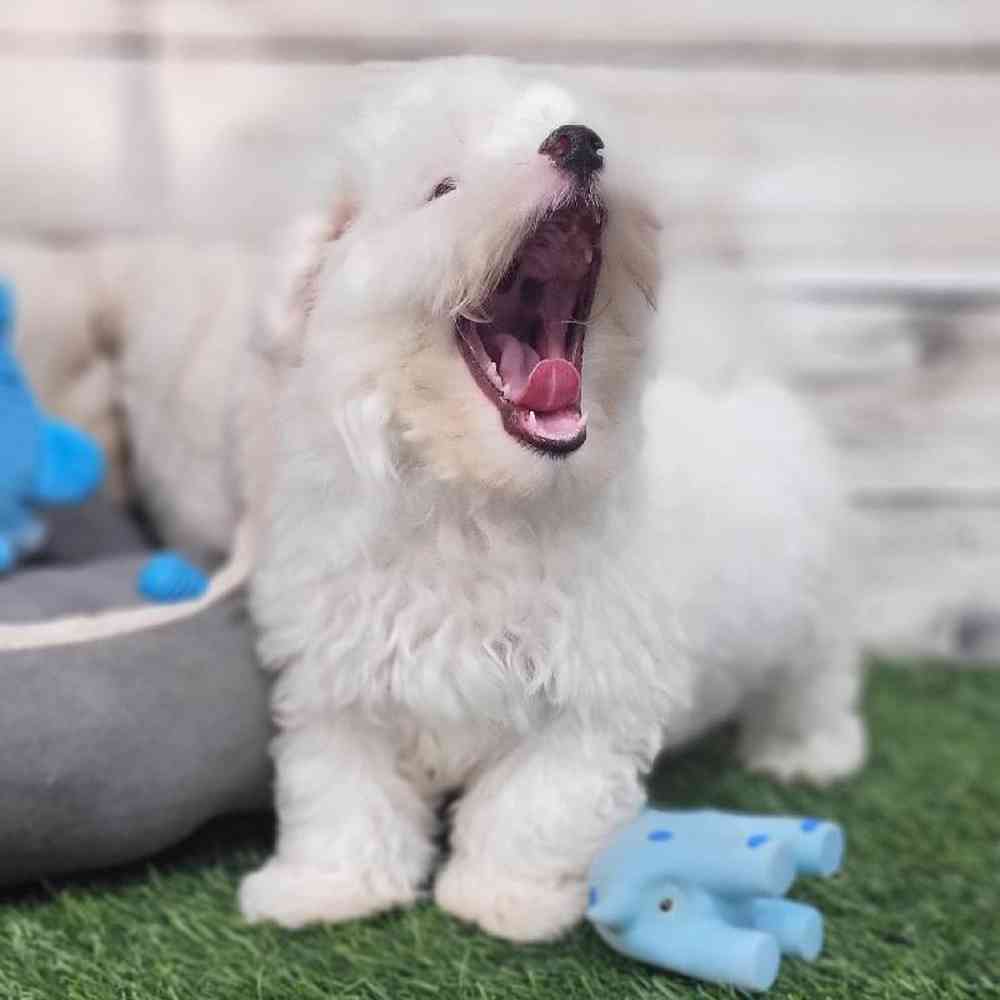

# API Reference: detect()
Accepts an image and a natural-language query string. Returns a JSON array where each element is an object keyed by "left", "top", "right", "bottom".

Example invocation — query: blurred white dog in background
[{"left": 116, "top": 57, "right": 866, "bottom": 942}]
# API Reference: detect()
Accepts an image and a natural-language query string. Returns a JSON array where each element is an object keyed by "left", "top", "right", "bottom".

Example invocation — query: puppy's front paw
[
  {"left": 742, "top": 712, "right": 866, "bottom": 786},
  {"left": 239, "top": 859, "right": 418, "bottom": 929},
  {"left": 435, "top": 856, "right": 587, "bottom": 942}
]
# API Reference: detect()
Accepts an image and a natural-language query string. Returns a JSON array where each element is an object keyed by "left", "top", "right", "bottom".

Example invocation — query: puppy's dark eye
[{"left": 429, "top": 178, "right": 457, "bottom": 201}]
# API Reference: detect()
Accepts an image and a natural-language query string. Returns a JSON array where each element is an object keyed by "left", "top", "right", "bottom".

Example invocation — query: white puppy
[{"left": 166, "top": 58, "right": 864, "bottom": 942}]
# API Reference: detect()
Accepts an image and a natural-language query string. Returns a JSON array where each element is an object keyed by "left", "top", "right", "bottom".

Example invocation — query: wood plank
[
  {"left": 152, "top": 61, "right": 390, "bottom": 238},
  {"left": 760, "top": 295, "right": 1000, "bottom": 495},
  {"left": 142, "top": 1, "right": 1000, "bottom": 57},
  {"left": 135, "top": 60, "right": 1000, "bottom": 265},
  {"left": 0, "top": 3, "right": 122, "bottom": 36},
  {"left": 602, "top": 63, "right": 1000, "bottom": 242},
  {"left": 857, "top": 504, "right": 1000, "bottom": 662},
  {"left": 763, "top": 268, "right": 1000, "bottom": 308},
  {"left": 6, "top": 2, "right": 1000, "bottom": 57},
  {"left": 0, "top": 56, "right": 153, "bottom": 235},
  {"left": 2, "top": 55, "right": 999, "bottom": 259}
]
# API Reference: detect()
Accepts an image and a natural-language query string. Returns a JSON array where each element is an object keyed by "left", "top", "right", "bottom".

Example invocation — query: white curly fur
[{"left": 114, "top": 58, "right": 867, "bottom": 941}]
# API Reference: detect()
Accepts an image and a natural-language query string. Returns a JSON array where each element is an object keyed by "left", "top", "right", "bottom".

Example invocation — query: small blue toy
[
  {"left": 138, "top": 551, "right": 209, "bottom": 603},
  {"left": 0, "top": 281, "right": 105, "bottom": 573},
  {"left": 587, "top": 808, "right": 844, "bottom": 992}
]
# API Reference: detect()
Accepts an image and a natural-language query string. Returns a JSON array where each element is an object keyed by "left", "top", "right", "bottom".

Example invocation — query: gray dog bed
[{"left": 0, "top": 499, "right": 272, "bottom": 888}]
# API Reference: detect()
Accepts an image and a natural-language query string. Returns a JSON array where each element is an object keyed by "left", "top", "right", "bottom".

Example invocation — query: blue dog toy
[
  {"left": 587, "top": 808, "right": 844, "bottom": 992},
  {"left": 0, "top": 282, "right": 105, "bottom": 572},
  {"left": 0, "top": 279, "right": 208, "bottom": 600}
]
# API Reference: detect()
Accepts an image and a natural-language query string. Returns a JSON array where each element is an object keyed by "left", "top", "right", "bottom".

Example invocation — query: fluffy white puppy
[{"left": 223, "top": 58, "right": 866, "bottom": 942}]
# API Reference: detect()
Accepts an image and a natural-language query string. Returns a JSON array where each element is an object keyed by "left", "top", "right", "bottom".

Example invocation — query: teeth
[
  {"left": 487, "top": 361, "right": 502, "bottom": 388},
  {"left": 528, "top": 411, "right": 538, "bottom": 429}
]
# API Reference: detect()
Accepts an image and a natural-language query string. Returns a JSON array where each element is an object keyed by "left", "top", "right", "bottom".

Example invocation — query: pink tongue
[{"left": 513, "top": 358, "right": 580, "bottom": 412}]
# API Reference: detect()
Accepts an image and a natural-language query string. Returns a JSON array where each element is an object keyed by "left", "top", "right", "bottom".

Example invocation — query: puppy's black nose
[{"left": 539, "top": 125, "right": 604, "bottom": 179}]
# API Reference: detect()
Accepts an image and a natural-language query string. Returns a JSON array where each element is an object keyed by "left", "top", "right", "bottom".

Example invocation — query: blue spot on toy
[
  {"left": 0, "top": 281, "right": 105, "bottom": 573},
  {"left": 587, "top": 808, "right": 845, "bottom": 992}
]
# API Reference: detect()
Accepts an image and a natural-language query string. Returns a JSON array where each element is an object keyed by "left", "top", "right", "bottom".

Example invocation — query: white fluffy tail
[{"left": 0, "top": 519, "right": 254, "bottom": 652}]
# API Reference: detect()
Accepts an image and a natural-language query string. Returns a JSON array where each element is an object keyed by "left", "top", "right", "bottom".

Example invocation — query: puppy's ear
[
  {"left": 612, "top": 196, "right": 661, "bottom": 312},
  {"left": 236, "top": 192, "right": 357, "bottom": 548},
  {"left": 254, "top": 193, "right": 357, "bottom": 366}
]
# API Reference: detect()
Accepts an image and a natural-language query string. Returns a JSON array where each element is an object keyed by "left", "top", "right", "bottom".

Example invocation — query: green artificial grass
[{"left": 1, "top": 665, "right": 998, "bottom": 1000}]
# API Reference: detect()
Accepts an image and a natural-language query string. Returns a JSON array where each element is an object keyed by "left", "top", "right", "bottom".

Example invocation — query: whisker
[
  {"left": 565, "top": 291, "right": 614, "bottom": 327},
  {"left": 629, "top": 273, "right": 657, "bottom": 311}
]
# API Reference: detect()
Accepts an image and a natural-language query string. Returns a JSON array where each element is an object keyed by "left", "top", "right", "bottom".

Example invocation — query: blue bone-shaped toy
[
  {"left": 587, "top": 808, "right": 845, "bottom": 992},
  {"left": 0, "top": 282, "right": 105, "bottom": 572}
]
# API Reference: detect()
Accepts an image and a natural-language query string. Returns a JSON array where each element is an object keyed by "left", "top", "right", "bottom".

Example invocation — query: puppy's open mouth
[{"left": 456, "top": 200, "right": 604, "bottom": 455}]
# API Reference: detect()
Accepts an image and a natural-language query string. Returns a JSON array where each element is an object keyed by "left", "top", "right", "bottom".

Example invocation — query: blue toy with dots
[{"left": 587, "top": 807, "right": 845, "bottom": 992}]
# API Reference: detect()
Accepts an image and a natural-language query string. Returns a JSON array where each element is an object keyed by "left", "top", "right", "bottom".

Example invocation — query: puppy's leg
[
  {"left": 739, "top": 641, "right": 866, "bottom": 786},
  {"left": 240, "top": 710, "right": 436, "bottom": 928},
  {"left": 435, "top": 718, "right": 650, "bottom": 942}
]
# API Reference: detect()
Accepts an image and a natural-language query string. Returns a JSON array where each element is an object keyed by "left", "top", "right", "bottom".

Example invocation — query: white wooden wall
[{"left": 3, "top": 2, "right": 999, "bottom": 661}]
